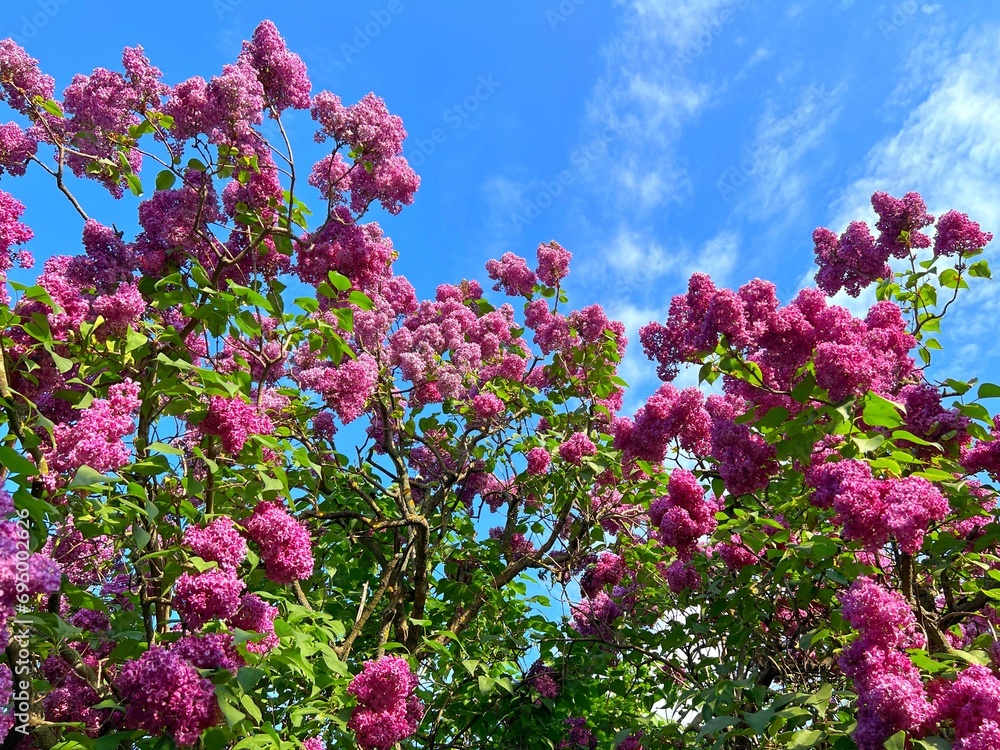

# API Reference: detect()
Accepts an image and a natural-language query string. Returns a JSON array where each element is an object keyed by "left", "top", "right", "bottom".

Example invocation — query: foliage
[{"left": 0, "top": 21, "right": 999, "bottom": 750}]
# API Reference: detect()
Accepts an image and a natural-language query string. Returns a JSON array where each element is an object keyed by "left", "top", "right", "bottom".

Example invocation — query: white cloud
[
  {"left": 727, "top": 81, "right": 847, "bottom": 224},
  {"left": 747, "top": 45, "right": 772, "bottom": 66},
  {"left": 581, "top": 0, "right": 755, "bottom": 211}
]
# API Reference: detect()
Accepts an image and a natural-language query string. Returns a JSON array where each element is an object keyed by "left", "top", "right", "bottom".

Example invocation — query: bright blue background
[{"left": 3, "top": 0, "right": 1000, "bottom": 402}]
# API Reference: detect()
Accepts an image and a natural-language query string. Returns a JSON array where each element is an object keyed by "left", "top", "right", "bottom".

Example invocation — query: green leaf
[
  {"left": 969, "top": 259, "right": 991, "bottom": 278},
  {"left": 348, "top": 290, "right": 374, "bottom": 311},
  {"left": 913, "top": 738, "right": 951, "bottom": 750},
  {"left": 862, "top": 392, "right": 906, "bottom": 429},
  {"left": 787, "top": 729, "right": 824, "bottom": 749},
  {"left": 0, "top": 444, "right": 37, "bottom": 476},
  {"left": 742, "top": 707, "right": 775, "bottom": 734},
  {"left": 884, "top": 730, "right": 907, "bottom": 750},
  {"left": 39, "top": 98, "right": 64, "bottom": 116},
  {"left": 132, "top": 525, "right": 151, "bottom": 550},
  {"left": 697, "top": 716, "right": 737, "bottom": 738},
  {"left": 239, "top": 694, "right": 262, "bottom": 722},
  {"left": 945, "top": 378, "right": 972, "bottom": 395},
  {"left": 69, "top": 465, "right": 117, "bottom": 488},
  {"left": 218, "top": 699, "right": 246, "bottom": 728},
  {"left": 477, "top": 675, "right": 495, "bottom": 695},
  {"left": 126, "top": 173, "right": 143, "bottom": 197},
  {"left": 852, "top": 434, "right": 884, "bottom": 453},
  {"left": 328, "top": 271, "right": 352, "bottom": 291},
  {"left": 461, "top": 659, "right": 479, "bottom": 676},
  {"left": 155, "top": 170, "right": 177, "bottom": 191},
  {"left": 977, "top": 382, "right": 1000, "bottom": 399}
]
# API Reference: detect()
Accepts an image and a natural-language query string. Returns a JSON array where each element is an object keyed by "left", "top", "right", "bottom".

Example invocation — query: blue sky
[{"left": 4, "top": 0, "right": 1000, "bottom": 404}]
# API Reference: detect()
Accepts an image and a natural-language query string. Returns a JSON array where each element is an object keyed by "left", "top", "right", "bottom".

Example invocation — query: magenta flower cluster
[
  {"left": 346, "top": 655, "right": 425, "bottom": 750},
  {"left": 116, "top": 647, "right": 220, "bottom": 747},
  {"left": 813, "top": 191, "right": 991, "bottom": 297},
  {"left": 649, "top": 469, "right": 720, "bottom": 591},
  {"left": 198, "top": 395, "right": 274, "bottom": 455},
  {"left": 839, "top": 577, "right": 1000, "bottom": 749},
  {"left": 183, "top": 516, "right": 248, "bottom": 569},
  {"left": 807, "top": 460, "right": 950, "bottom": 553},
  {"left": 243, "top": 500, "right": 314, "bottom": 584}
]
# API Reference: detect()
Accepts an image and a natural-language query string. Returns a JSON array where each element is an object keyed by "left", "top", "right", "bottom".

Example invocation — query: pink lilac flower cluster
[
  {"left": 301, "top": 738, "right": 325, "bottom": 750},
  {"left": 164, "top": 59, "right": 263, "bottom": 146},
  {"left": 559, "top": 432, "right": 597, "bottom": 466},
  {"left": 806, "top": 460, "right": 950, "bottom": 553},
  {"left": 238, "top": 20, "right": 311, "bottom": 112},
  {"left": 48, "top": 516, "right": 116, "bottom": 587},
  {"left": 216, "top": 316, "right": 287, "bottom": 384},
  {"left": 812, "top": 192, "right": 931, "bottom": 297},
  {"left": 41, "top": 379, "right": 141, "bottom": 488},
  {"left": 961, "top": 416, "right": 1000, "bottom": 480},
  {"left": 173, "top": 567, "right": 245, "bottom": 629},
  {"left": 487, "top": 250, "right": 628, "bottom": 408},
  {"left": 41, "top": 643, "right": 115, "bottom": 737},
  {"left": 899, "top": 382, "right": 970, "bottom": 453},
  {"left": 0, "top": 122, "right": 36, "bottom": 176},
  {"left": 525, "top": 661, "right": 560, "bottom": 700},
  {"left": 0, "top": 190, "right": 33, "bottom": 304},
  {"left": 116, "top": 647, "right": 220, "bottom": 747},
  {"left": 840, "top": 578, "right": 1000, "bottom": 749},
  {"left": 557, "top": 717, "right": 597, "bottom": 749},
  {"left": 613, "top": 384, "right": 711, "bottom": 473},
  {"left": 309, "top": 90, "right": 419, "bottom": 216},
  {"left": 571, "top": 590, "right": 624, "bottom": 641},
  {"left": 535, "top": 241, "right": 572, "bottom": 287},
  {"left": 296, "top": 210, "right": 395, "bottom": 289},
  {"left": 0, "top": 664, "right": 13, "bottom": 742},
  {"left": 488, "top": 527, "right": 536, "bottom": 560},
  {"left": 346, "top": 656, "right": 425, "bottom": 750},
  {"left": 813, "top": 191, "right": 991, "bottom": 296},
  {"left": 292, "top": 348, "right": 379, "bottom": 423},
  {"left": 388, "top": 282, "right": 525, "bottom": 407},
  {"left": 243, "top": 500, "right": 314, "bottom": 583},
  {"left": 198, "top": 395, "right": 274, "bottom": 454},
  {"left": 0, "top": 512, "right": 61, "bottom": 648},
  {"left": 172, "top": 632, "right": 244, "bottom": 672},
  {"left": 229, "top": 593, "right": 279, "bottom": 653},
  {"left": 636, "top": 270, "right": 916, "bottom": 494},
  {"left": 0, "top": 38, "right": 55, "bottom": 113},
  {"left": 616, "top": 732, "right": 645, "bottom": 750},
  {"left": 525, "top": 446, "right": 551, "bottom": 475},
  {"left": 649, "top": 470, "right": 720, "bottom": 591},
  {"left": 47, "top": 46, "right": 166, "bottom": 196},
  {"left": 934, "top": 209, "right": 993, "bottom": 257},
  {"left": 580, "top": 552, "right": 627, "bottom": 598},
  {"left": 933, "top": 664, "right": 1000, "bottom": 749},
  {"left": 640, "top": 273, "right": 915, "bottom": 403},
  {"left": 486, "top": 252, "right": 537, "bottom": 298},
  {"left": 183, "top": 516, "right": 248, "bottom": 569},
  {"left": 838, "top": 577, "right": 932, "bottom": 749},
  {"left": 715, "top": 535, "right": 760, "bottom": 571}
]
